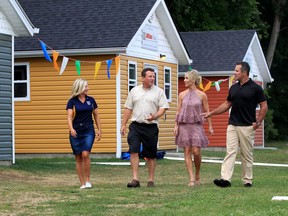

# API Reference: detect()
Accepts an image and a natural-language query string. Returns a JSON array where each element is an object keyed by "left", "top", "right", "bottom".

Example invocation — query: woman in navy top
[{"left": 66, "top": 78, "right": 102, "bottom": 189}]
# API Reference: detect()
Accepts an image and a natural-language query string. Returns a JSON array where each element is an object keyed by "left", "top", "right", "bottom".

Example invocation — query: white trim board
[
  {"left": 164, "top": 157, "right": 288, "bottom": 167},
  {"left": 271, "top": 196, "right": 288, "bottom": 201},
  {"left": 91, "top": 162, "right": 146, "bottom": 166}
]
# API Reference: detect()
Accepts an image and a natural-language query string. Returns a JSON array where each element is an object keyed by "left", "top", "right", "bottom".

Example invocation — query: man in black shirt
[{"left": 203, "top": 61, "right": 268, "bottom": 187}]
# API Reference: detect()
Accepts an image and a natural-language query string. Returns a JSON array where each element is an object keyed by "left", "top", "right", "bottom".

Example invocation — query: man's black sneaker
[
  {"left": 213, "top": 179, "right": 231, "bottom": 187},
  {"left": 127, "top": 179, "right": 140, "bottom": 188}
]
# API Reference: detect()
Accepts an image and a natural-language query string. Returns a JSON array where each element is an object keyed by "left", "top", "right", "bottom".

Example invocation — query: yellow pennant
[
  {"left": 94, "top": 62, "right": 101, "bottom": 80},
  {"left": 199, "top": 82, "right": 204, "bottom": 90}
]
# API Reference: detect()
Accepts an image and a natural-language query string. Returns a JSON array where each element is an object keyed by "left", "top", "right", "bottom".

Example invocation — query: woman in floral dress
[{"left": 174, "top": 70, "right": 214, "bottom": 186}]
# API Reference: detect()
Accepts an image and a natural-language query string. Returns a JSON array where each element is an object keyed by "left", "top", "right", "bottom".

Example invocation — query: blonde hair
[
  {"left": 70, "top": 78, "right": 88, "bottom": 98},
  {"left": 185, "top": 69, "right": 202, "bottom": 86}
]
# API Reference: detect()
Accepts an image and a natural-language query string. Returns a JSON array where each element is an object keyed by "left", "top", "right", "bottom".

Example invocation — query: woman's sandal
[{"left": 188, "top": 181, "right": 195, "bottom": 187}]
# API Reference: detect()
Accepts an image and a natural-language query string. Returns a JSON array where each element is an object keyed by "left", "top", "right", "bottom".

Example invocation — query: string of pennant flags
[
  {"left": 199, "top": 76, "right": 234, "bottom": 92},
  {"left": 38, "top": 38, "right": 120, "bottom": 79},
  {"left": 187, "top": 66, "right": 234, "bottom": 92},
  {"left": 39, "top": 38, "right": 233, "bottom": 91}
]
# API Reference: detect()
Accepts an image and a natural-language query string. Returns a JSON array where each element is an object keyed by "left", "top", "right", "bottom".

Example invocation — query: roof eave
[
  {"left": 178, "top": 71, "right": 234, "bottom": 77},
  {"left": 14, "top": 47, "right": 127, "bottom": 58},
  {"left": 4, "top": 0, "right": 39, "bottom": 36},
  {"left": 248, "top": 33, "right": 274, "bottom": 83}
]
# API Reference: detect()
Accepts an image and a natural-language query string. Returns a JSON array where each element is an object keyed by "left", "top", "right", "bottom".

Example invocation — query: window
[
  {"left": 128, "top": 62, "right": 137, "bottom": 92},
  {"left": 14, "top": 63, "right": 30, "bottom": 101},
  {"left": 164, "top": 66, "right": 171, "bottom": 101}
]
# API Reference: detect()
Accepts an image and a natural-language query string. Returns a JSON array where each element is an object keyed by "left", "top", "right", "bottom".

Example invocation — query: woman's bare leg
[{"left": 184, "top": 147, "right": 195, "bottom": 186}]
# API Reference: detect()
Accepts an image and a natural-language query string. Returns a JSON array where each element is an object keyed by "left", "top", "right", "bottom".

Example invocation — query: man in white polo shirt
[{"left": 121, "top": 67, "right": 169, "bottom": 188}]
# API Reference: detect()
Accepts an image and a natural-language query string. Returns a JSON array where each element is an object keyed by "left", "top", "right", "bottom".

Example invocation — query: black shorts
[{"left": 127, "top": 122, "right": 159, "bottom": 158}]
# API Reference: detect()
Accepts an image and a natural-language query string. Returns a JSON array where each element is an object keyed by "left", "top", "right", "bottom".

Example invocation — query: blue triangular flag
[
  {"left": 40, "top": 41, "right": 52, "bottom": 62},
  {"left": 106, "top": 59, "right": 112, "bottom": 79}
]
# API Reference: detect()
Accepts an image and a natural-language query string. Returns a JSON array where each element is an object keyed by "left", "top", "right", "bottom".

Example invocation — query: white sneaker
[
  {"left": 85, "top": 182, "right": 92, "bottom": 188},
  {"left": 80, "top": 184, "right": 86, "bottom": 189}
]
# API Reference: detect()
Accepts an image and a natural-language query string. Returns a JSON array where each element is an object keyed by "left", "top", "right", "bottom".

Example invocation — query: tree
[
  {"left": 258, "top": 0, "right": 288, "bottom": 140},
  {"left": 265, "top": 0, "right": 287, "bottom": 68},
  {"left": 165, "top": 0, "right": 267, "bottom": 36},
  {"left": 166, "top": 0, "right": 288, "bottom": 140}
]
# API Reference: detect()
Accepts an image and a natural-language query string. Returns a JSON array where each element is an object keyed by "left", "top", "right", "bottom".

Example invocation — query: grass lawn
[{"left": 0, "top": 141, "right": 288, "bottom": 216}]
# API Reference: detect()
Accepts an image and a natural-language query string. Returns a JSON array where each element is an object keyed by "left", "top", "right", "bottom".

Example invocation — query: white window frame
[
  {"left": 128, "top": 61, "right": 137, "bottom": 92},
  {"left": 14, "top": 62, "right": 30, "bottom": 101},
  {"left": 164, "top": 66, "right": 172, "bottom": 102},
  {"left": 143, "top": 63, "right": 158, "bottom": 86}
]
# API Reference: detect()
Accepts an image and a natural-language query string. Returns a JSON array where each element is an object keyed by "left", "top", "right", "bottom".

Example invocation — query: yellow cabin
[{"left": 14, "top": 0, "right": 191, "bottom": 157}]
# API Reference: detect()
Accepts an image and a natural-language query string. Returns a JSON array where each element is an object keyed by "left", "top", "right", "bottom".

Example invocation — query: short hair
[
  {"left": 141, "top": 67, "right": 155, "bottom": 77},
  {"left": 236, "top": 61, "right": 250, "bottom": 76},
  {"left": 70, "top": 78, "right": 88, "bottom": 98},
  {"left": 185, "top": 69, "right": 202, "bottom": 86}
]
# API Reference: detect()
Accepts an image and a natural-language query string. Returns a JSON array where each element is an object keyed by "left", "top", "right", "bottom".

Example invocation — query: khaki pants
[{"left": 221, "top": 125, "right": 255, "bottom": 184}]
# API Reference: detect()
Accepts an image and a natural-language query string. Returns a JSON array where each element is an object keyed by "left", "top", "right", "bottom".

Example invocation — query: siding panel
[
  {"left": 15, "top": 55, "right": 117, "bottom": 153},
  {"left": 0, "top": 34, "right": 12, "bottom": 160},
  {"left": 254, "top": 110, "right": 263, "bottom": 146}
]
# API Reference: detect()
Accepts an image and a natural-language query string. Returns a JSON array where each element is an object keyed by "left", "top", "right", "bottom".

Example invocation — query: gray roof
[
  {"left": 179, "top": 30, "right": 256, "bottom": 72},
  {"left": 15, "top": 0, "right": 157, "bottom": 51}
]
